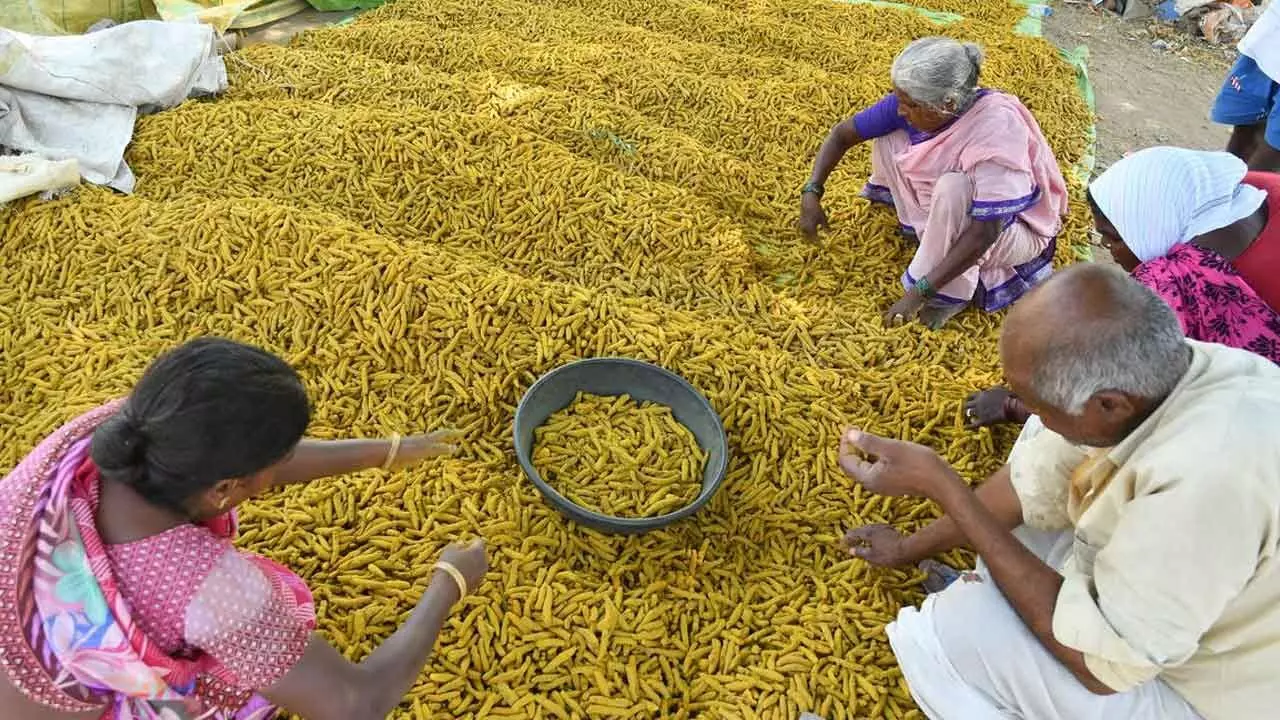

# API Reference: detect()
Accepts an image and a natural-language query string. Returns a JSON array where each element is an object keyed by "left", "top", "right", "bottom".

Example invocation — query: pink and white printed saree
[{"left": 0, "top": 403, "right": 314, "bottom": 720}]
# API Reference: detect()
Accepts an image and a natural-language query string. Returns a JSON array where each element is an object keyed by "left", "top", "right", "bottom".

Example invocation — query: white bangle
[
  {"left": 433, "top": 560, "right": 467, "bottom": 599},
  {"left": 381, "top": 434, "right": 402, "bottom": 471}
]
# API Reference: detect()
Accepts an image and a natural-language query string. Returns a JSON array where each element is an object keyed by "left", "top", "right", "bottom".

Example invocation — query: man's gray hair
[
  {"left": 1029, "top": 268, "right": 1187, "bottom": 415},
  {"left": 890, "top": 37, "right": 984, "bottom": 112}
]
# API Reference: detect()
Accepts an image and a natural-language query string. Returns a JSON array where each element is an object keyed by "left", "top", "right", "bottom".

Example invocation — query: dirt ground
[{"left": 1043, "top": 1, "right": 1237, "bottom": 171}]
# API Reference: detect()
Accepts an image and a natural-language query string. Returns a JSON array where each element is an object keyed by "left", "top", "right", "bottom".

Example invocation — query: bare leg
[
  {"left": 1248, "top": 139, "right": 1280, "bottom": 173},
  {"left": 1226, "top": 123, "right": 1264, "bottom": 164}
]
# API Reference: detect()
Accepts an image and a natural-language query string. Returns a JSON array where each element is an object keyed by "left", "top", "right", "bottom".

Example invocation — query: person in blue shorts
[{"left": 1212, "top": 0, "right": 1280, "bottom": 172}]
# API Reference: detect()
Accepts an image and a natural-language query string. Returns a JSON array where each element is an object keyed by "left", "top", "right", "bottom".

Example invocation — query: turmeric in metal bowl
[{"left": 533, "top": 392, "right": 706, "bottom": 517}]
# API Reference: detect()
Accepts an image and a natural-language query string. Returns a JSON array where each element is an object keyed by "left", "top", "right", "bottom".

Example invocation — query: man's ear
[{"left": 1091, "top": 390, "right": 1137, "bottom": 420}]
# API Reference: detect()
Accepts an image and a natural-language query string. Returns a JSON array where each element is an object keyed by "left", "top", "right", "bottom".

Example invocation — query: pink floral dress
[{"left": 1132, "top": 243, "right": 1280, "bottom": 364}]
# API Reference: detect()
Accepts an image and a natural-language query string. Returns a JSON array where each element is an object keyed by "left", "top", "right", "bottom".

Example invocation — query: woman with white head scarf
[
  {"left": 1089, "top": 147, "right": 1276, "bottom": 285},
  {"left": 965, "top": 147, "right": 1280, "bottom": 428}
]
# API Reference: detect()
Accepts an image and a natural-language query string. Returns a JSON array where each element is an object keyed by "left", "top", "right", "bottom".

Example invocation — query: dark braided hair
[{"left": 91, "top": 338, "right": 310, "bottom": 517}]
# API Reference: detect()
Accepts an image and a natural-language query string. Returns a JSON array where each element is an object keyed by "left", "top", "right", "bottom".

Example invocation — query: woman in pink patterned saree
[{"left": 0, "top": 338, "right": 488, "bottom": 720}]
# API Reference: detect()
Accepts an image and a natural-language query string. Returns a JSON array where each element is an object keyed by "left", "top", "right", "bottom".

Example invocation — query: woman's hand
[
  {"left": 436, "top": 538, "right": 488, "bottom": 599},
  {"left": 884, "top": 291, "right": 927, "bottom": 326},
  {"left": 840, "top": 524, "right": 914, "bottom": 567},
  {"left": 798, "top": 194, "right": 829, "bottom": 239},
  {"left": 838, "top": 428, "right": 962, "bottom": 499},
  {"left": 964, "top": 387, "right": 1014, "bottom": 428},
  {"left": 263, "top": 537, "right": 491, "bottom": 720},
  {"left": 387, "top": 430, "right": 462, "bottom": 470},
  {"left": 963, "top": 388, "right": 1032, "bottom": 428}
]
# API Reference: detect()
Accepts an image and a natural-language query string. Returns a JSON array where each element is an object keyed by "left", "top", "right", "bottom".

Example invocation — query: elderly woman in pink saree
[
  {"left": 0, "top": 338, "right": 488, "bottom": 720},
  {"left": 799, "top": 37, "right": 1069, "bottom": 328}
]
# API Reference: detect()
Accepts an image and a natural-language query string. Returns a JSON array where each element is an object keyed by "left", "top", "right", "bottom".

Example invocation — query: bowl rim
[{"left": 512, "top": 357, "right": 729, "bottom": 533}]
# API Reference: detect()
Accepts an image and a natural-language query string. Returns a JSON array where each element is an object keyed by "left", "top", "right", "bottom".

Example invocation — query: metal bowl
[{"left": 512, "top": 357, "right": 729, "bottom": 534}]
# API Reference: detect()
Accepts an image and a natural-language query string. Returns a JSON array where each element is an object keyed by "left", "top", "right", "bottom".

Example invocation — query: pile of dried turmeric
[{"left": 0, "top": 0, "right": 1091, "bottom": 717}]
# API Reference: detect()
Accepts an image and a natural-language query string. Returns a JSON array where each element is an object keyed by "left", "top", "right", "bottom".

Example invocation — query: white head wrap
[{"left": 1088, "top": 147, "right": 1266, "bottom": 263}]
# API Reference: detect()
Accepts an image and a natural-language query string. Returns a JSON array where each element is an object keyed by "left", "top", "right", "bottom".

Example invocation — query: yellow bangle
[
  {"left": 381, "top": 434, "right": 402, "bottom": 471},
  {"left": 433, "top": 560, "right": 467, "bottom": 599}
]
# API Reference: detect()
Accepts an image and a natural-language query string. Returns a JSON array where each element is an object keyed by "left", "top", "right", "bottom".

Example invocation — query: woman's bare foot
[{"left": 918, "top": 300, "right": 967, "bottom": 330}]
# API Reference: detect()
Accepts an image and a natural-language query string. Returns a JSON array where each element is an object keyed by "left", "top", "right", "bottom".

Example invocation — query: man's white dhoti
[{"left": 885, "top": 528, "right": 1202, "bottom": 720}]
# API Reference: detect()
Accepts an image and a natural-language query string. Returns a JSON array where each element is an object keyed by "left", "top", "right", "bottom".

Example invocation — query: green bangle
[
  {"left": 914, "top": 277, "right": 937, "bottom": 299},
  {"left": 802, "top": 181, "right": 825, "bottom": 198}
]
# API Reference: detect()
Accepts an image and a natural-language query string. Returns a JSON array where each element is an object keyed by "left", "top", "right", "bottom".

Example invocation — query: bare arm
[
  {"left": 1246, "top": 141, "right": 1280, "bottom": 173},
  {"left": 808, "top": 119, "right": 860, "bottom": 184},
  {"left": 1006, "top": 397, "right": 1032, "bottom": 424},
  {"left": 274, "top": 439, "right": 394, "bottom": 488},
  {"left": 884, "top": 218, "right": 1002, "bottom": 323},
  {"left": 916, "top": 218, "right": 1002, "bottom": 294},
  {"left": 934, "top": 478, "right": 1114, "bottom": 695},
  {"left": 840, "top": 429, "right": 1111, "bottom": 695},
  {"left": 274, "top": 432, "right": 459, "bottom": 489},
  {"left": 844, "top": 464, "right": 1022, "bottom": 566},
  {"left": 807, "top": 119, "right": 864, "bottom": 188},
  {"left": 898, "top": 464, "right": 1021, "bottom": 562},
  {"left": 799, "top": 120, "right": 865, "bottom": 238},
  {"left": 262, "top": 541, "right": 486, "bottom": 720},
  {"left": 262, "top": 576, "right": 457, "bottom": 720},
  {"left": 927, "top": 217, "right": 1001, "bottom": 288}
]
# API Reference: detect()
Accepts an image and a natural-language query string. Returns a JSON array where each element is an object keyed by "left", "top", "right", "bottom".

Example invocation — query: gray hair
[
  {"left": 1029, "top": 267, "right": 1187, "bottom": 415},
  {"left": 890, "top": 37, "right": 984, "bottom": 112}
]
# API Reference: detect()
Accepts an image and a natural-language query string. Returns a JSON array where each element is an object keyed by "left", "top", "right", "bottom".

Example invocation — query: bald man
[{"left": 831, "top": 263, "right": 1280, "bottom": 720}]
